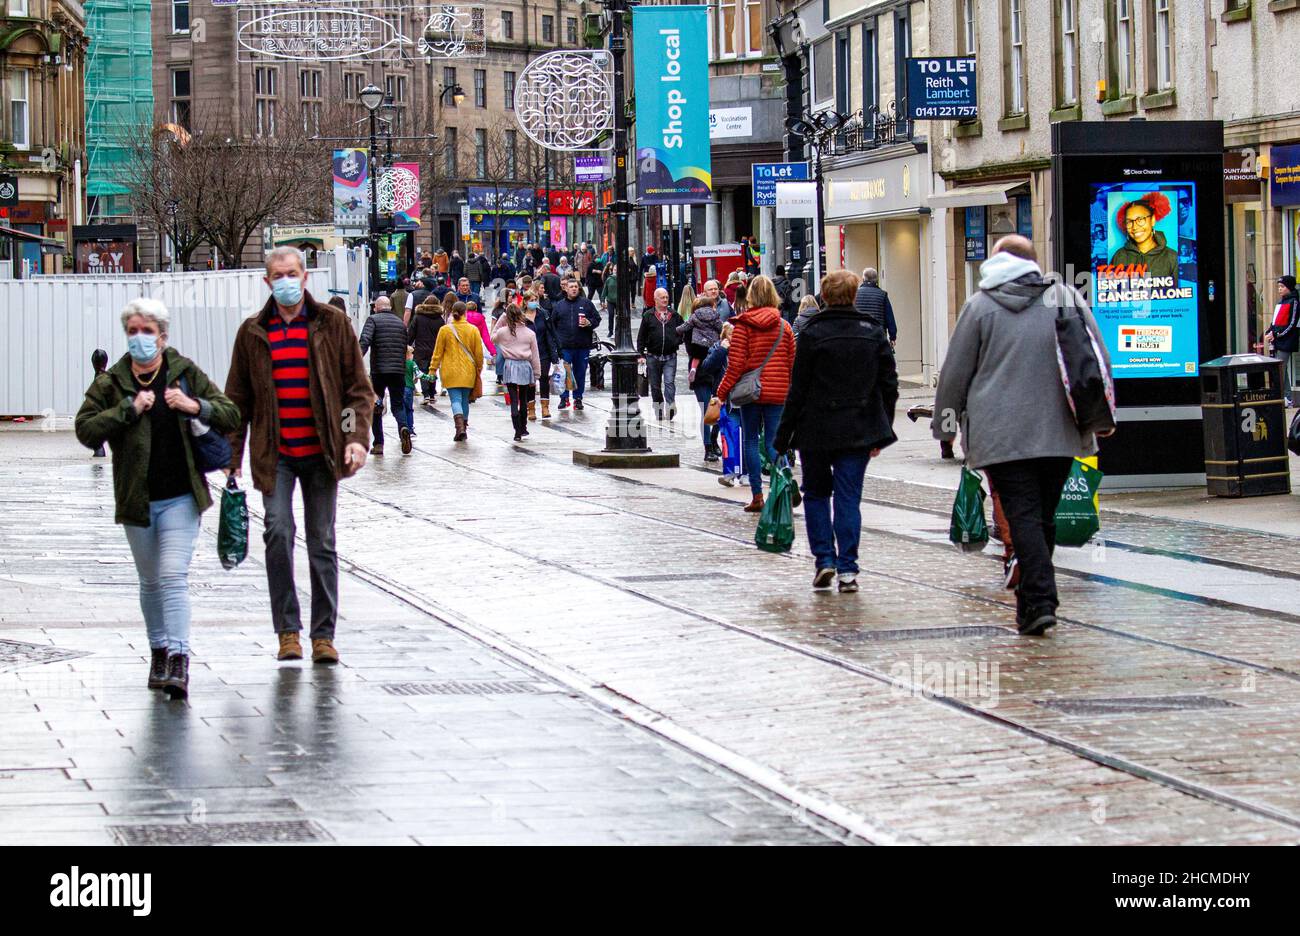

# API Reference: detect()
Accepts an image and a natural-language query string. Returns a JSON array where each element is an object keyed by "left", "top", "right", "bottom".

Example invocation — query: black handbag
[
  {"left": 178, "top": 375, "right": 233, "bottom": 474},
  {"left": 1050, "top": 286, "right": 1117, "bottom": 436}
]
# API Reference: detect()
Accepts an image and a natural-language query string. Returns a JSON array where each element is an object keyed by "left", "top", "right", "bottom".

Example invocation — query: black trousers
[
  {"left": 983, "top": 457, "right": 1074, "bottom": 617},
  {"left": 507, "top": 383, "right": 529, "bottom": 436},
  {"left": 370, "top": 373, "right": 408, "bottom": 445}
]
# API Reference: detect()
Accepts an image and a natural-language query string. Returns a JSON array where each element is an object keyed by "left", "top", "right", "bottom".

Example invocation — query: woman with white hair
[{"left": 75, "top": 297, "right": 240, "bottom": 700}]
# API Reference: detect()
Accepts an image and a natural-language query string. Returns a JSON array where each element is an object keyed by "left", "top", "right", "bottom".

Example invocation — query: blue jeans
[
  {"left": 559, "top": 347, "right": 591, "bottom": 403},
  {"left": 693, "top": 380, "right": 719, "bottom": 455},
  {"left": 402, "top": 386, "right": 414, "bottom": 429},
  {"left": 494, "top": 347, "right": 505, "bottom": 382},
  {"left": 739, "top": 402, "right": 784, "bottom": 497},
  {"left": 123, "top": 494, "right": 202, "bottom": 654},
  {"left": 800, "top": 449, "right": 870, "bottom": 575},
  {"left": 447, "top": 386, "right": 471, "bottom": 417}
]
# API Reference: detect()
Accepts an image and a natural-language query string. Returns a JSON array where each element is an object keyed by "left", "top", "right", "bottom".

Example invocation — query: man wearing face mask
[{"left": 225, "top": 247, "right": 374, "bottom": 665}]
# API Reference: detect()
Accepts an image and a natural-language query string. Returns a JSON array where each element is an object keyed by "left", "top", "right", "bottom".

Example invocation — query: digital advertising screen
[{"left": 1088, "top": 181, "right": 1200, "bottom": 378}]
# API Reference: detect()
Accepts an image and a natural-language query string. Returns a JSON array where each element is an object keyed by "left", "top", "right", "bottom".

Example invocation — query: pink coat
[{"left": 466, "top": 309, "right": 495, "bottom": 355}]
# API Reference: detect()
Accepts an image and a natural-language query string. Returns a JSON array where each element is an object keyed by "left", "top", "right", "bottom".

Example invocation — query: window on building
[
  {"left": 343, "top": 72, "right": 354, "bottom": 101},
  {"left": 895, "top": 9, "right": 911, "bottom": 131},
  {"left": 812, "top": 37, "right": 833, "bottom": 104},
  {"left": 505, "top": 129, "right": 517, "bottom": 177},
  {"left": 444, "top": 127, "right": 458, "bottom": 176},
  {"left": 170, "top": 69, "right": 190, "bottom": 133},
  {"left": 862, "top": 21, "right": 878, "bottom": 114},
  {"left": 300, "top": 69, "right": 322, "bottom": 133},
  {"left": 717, "top": 1, "right": 737, "bottom": 59},
  {"left": 542, "top": 15, "right": 554, "bottom": 43},
  {"left": 9, "top": 69, "right": 29, "bottom": 149},
  {"left": 255, "top": 67, "right": 277, "bottom": 137},
  {"left": 502, "top": 10, "right": 514, "bottom": 39},
  {"left": 9, "top": 0, "right": 29, "bottom": 15},
  {"left": 443, "top": 66, "right": 458, "bottom": 106},
  {"left": 1112, "top": 0, "right": 1136, "bottom": 97},
  {"left": 504, "top": 71, "right": 516, "bottom": 110},
  {"left": 959, "top": 0, "right": 977, "bottom": 55},
  {"left": 1004, "top": 0, "right": 1026, "bottom": 115},
  {"left": 567, "top": 17, "right": 578, "bottom": 45},
  {"left": 475, "top": 128, "right": 487, "bottom": 177},
  {"left": 835, "top": 32, "right": 851, "bottom": 116},
  {"left": 474, "top": 69, "right": 486, "bottom": 107},
  {"left": 1150, "top": 0, "right": 1173, "bottom": 91},
  {"left": 172, "top": 0, "right": 189, "bottom": 33},
  {"left": 1055, "top": 0, "right": 1079, "bottom": 106},
  {"left": 744, "top": 0, "right": 763, "bottom": 55}
]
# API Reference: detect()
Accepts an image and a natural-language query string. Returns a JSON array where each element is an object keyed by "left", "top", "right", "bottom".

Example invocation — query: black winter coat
[
  {"left": 449, "top": 257, "right": 465, "bottom": 281},
  {"left": 540, "top": 272, "right": 563, "bottom": 302},
  {"left": 773, "top": 305, "right": 898, "bottom": 455},
  {"left": 407, "top": 306, "right": 445, "bottom": 361},
  {"left": 359, "top": 308, "right": 410, "bottom": 377},
  {"left": 1268, "top": 293, "right": 1300, "bottom": 354},
  {"left": 526, "top": 309, "right": 560, "bottom": 365},
  {"left": 552, "top": 296, "right": 601, "bottom": 350},
  {"left": 637, "top": 311, "right": 684, "bottom": 357}
]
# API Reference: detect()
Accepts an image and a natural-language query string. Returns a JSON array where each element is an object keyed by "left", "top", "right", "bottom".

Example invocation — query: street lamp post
[{"left": 359, "top": 83, "right": 384, "bottom": 300}]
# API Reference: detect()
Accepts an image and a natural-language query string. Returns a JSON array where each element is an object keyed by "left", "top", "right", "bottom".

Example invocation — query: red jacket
[{"left": 717, "top": 305, "right": 795, "bottom": 405}]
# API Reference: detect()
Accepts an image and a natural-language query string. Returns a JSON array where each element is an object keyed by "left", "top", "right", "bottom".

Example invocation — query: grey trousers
[
  {"left": 262, "top": 456, "right": 339, "bottom": 639},
  {"left": 646, "top": 352, "right": 677, "bottom": 411}
]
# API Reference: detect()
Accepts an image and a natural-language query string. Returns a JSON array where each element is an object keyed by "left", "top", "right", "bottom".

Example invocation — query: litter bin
[{"left": 1201, "top": 353, "right": 1291, "bottom": 497}]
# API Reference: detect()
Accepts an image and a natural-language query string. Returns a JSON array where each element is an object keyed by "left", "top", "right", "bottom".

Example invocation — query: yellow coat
[{"left": 430, "top": 319, "right": 485, "bottom": 389}]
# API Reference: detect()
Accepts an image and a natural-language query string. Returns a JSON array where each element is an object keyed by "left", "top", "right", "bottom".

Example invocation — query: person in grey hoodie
[{"left": 932, "top": 235, "right": 1112, "bottom": 637}]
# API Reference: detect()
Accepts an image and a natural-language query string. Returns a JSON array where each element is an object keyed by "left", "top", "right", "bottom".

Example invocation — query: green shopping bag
[
  {"left": 217, "top": 476, "right": 248, "bottom": 570},
  {"left": 755, "top": 458, "right": 796, "bottom": 553},
  {"left": 1053, "top": 458, "right": 1103, "bottom": 547},
  {"left": 949, "top": 466, "right": 989, "bottom": 552}
]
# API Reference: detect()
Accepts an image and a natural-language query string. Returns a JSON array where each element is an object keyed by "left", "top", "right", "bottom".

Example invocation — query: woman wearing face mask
[
  {"left": 493, "top": 304, "right": 542, "bottom": 442},
  {"left": 523, "top": 288, "right": 559, "bottom": 420},
  {"left": 75, "top": 298, "right": 241, "bottom": 700}
]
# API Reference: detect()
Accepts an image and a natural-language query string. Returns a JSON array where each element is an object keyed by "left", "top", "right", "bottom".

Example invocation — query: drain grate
[
  {"left": 830, "top": 625, "right": 1011, "bottom": 643},
  {"left": 1034, "top": 695, "right": 1242, "bottom": 716},
  {"left": 616, "top": 572, "right": 739, "bottom": 583},
  {"left": 0, "top": 638, "right": 89, "bottom": 672},
  {"left": 380, "top": 680, "right": 545, "bottom": 696},
  {"left": 109, "top": 819, "right": 331, "bottom": 846}
]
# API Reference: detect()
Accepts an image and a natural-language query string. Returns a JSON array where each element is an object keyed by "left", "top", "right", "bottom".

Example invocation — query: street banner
[
  {"left": 332, "top": 148, "right": 369, "bottom": 236},
  {"left": 1089, "top": 182, "right": 1200, "bottom": 378},
  {"left": 380, "top": 162, "right": 421, "bottom": 231},
  {"left": 632, "top": 4, "right": 712, "bottom": 205},
  {"left": 575, "top": 156, "right": 609, "bottom": 183}
]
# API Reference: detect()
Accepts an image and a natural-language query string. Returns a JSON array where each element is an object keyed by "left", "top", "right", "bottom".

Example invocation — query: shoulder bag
[
  {"left": 177, "top": 374, "right": 233, "bottom": 473},
  {"left": 729, "top": 325, "right": 784, "bottom": 407}
]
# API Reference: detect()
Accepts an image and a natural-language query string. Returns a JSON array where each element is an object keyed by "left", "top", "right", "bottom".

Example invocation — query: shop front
[
  {"left": 536, "top": 189, "right": 598, "bottom": 250},
  {"left": 1223, "top": 146, "right": 1266, "bottom": 356},
  {"left": 823, "top": 149, "right": 935, "bottom": 382},
  {"left": 467, "top": 186, "right": 534, "bottom": 258}
]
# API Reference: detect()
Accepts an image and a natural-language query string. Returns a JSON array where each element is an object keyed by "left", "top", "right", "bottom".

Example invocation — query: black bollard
[{"left": 90, "top": 349, "right": 108, "bottom": 457}]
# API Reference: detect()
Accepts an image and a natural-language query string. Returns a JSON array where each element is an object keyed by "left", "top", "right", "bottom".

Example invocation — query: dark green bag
[
  {"left": 755, "top": 458, "right": 796, "bottom": 553},
  {"left": 218, "top": 476, "right": 248, "bottom": 570},
  {"left": 949, "top": 466, "right": 989, "bottom": 552},
  {"left": 1053, "top": 458, "right": 1103, "bottom": 547}
]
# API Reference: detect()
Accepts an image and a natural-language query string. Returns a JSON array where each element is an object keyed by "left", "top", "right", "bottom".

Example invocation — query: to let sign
[
  {"left": 905, "top": 57, "right": 977, "bottom": 120},
  {"left": 752, "top": 162, "right": 809, "bottom": 208}
]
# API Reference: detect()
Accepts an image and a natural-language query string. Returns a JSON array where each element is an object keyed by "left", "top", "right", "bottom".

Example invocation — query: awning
[
  {"left": 927, "top": 181, "right": 1026, "bottom": 209},
  {"left": 0, "top": 225, "right": 65, "bottom": 253}
]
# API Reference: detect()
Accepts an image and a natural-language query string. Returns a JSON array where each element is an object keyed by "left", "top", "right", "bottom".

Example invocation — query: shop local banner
[
  {"left": 633, "top": 5, "right": 712, "bottom": 205},
  {"left": 332, "top": 148, "right": 369, "bottom": 236}
]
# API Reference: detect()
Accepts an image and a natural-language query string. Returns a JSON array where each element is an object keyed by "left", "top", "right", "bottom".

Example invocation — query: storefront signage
[
  {"left": 709, "top": 107, "right": 752, "bottom": 140},
  {"left": 632, "top": 4, "right": 712, "bottom": 204},
  {"left": 824, "top": 153, "right": 928, "bottom": 221},
  {"left": 964, "top": 206, "right": 986, "bottom": 262},
  {"left": 467, "top": 186, "right": 533, "bottom": 214},
  {"left": 575, "top": 156, "right": 609, "bottom": 183},
  {"left": 693, "top": 243, "right": 742, "bottom": 258},
  {"left": 1269, "top": 143, "right": 1300, "bottom": 207},
  {"left": 905, "top": 57, "right": 978, "bottom": 120},
  {"left": 752, "top": 162, "right": 809, "bottom": 208},
  {"left": 0, "top": 174, "right": 18, "bottom": 207},
  {"left": 1223, "top": 149, "right": 1262, "bottom": 204}
]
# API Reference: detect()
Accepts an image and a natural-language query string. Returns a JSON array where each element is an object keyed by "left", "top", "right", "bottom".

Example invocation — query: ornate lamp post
[{"left": 359, "top": 83, "right": 384, "bottom": 299}]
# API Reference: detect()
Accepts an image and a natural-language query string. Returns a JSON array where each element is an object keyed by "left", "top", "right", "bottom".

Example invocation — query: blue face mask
[
  {"left": 271, "top": 275, "right": 303, "bottom": 307},
  {"left": 527, "top": 301, "right": 539, "bottom": 310},
  {"left": 127, "top": 333, "right": 159, "bottom": 363}
]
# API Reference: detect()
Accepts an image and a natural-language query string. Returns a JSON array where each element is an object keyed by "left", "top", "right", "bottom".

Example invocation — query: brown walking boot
[
  {"left": 311, "top": 638, "right": 339, "bottom": 664},
  {"left": 453, "top": 413, "right": 467, "bottom": 441},
  {"left": 541, "top": 400, "right": 551, "bottom": 419},
  {"left": 277, "top": 631, "right": 303, "bottom": 660},
  {"left": 527, "top": 400, "right": 537, "bottom": 421},
  {"left": 743, "top": 494, "right": 765, "bottom": 513}
]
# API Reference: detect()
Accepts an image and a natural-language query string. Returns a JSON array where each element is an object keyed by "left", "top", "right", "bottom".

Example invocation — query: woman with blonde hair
[
  {"left": 712, "top": 274, "right": 796, "bottom": 512},
  {"left": 793, "top": 293, "right": 820, "bottom": 338}
]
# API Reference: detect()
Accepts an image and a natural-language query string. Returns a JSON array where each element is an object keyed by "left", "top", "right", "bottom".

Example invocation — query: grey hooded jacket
[{"left": 933, "top": 272, "right": 1111, "bottom": 469}]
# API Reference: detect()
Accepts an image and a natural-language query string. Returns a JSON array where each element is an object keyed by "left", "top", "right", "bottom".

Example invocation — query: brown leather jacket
[{"left": 225, "top": 290, "right": 374, "bottom": 494}]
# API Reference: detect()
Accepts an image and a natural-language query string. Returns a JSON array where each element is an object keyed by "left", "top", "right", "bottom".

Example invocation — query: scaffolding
[{"left": 83, "top": 0, "right": 153, "bottom": 220}]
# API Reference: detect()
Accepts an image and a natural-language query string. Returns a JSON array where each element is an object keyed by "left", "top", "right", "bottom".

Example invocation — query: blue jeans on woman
[
  {"left": 739, "top": 402, "right": 784, "bottom": 498},
  {"left": 122, "top": 494, "right": 202, "bottom": 655},
  {"left": 693, "top": 380, "right": 718, "bottom": 456},
  {"left": 799, "top": 449, "right": 870, "bottom": 575},
  {"left": 447, "top": 386, "right": 471, "bottom": 418}
]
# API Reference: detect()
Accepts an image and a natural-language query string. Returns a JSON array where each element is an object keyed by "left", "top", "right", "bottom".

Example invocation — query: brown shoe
[
  {"left": 311, "top": 638, "right": 339, "bottom": 664},
  {"left": 527, "top": 400, "right": 537, "bottom": 421},
  {"left": 743, "top": 494, "right": 765, "bottom": 513},
  {"left": 453, "top": 413, "right": 467, "bottom": 441},
  {"left": 276, "top": 631, "right": 303, "bottom": 660},
  {"left": 541, "top": 400, "right": 551, "bottom": 419}
]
